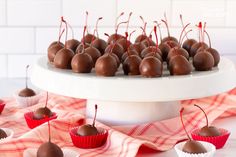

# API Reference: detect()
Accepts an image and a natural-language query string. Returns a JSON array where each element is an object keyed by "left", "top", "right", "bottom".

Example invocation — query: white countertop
[{"left": 0, "top": 78, "right": 236, "bottom": 157}]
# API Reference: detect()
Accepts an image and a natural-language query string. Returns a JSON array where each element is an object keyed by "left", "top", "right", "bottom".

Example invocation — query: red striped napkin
[{"left": 0, "top": 88, "right": 236, "bottom": 157}]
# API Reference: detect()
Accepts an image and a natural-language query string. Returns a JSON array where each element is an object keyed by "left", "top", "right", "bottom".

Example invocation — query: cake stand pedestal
[{"left": 31, "top": 57, "right": 236, "bottom": 125}]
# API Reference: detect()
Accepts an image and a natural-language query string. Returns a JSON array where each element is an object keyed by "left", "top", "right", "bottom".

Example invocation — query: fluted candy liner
[
  {"left": 24, "top": 112, "right": 57, "bottom": 129},
  {"left": 14, "top": 91, "right": 41, "bottom": 108},
  {"left": 175, "top": 141, "right": 216, "bottom": 157},
  {"left": 0, "top": 101, "right": 5, "bottom": 114},
  {"left": 0, "top": 128, "right": 14, "bottom": 142},
  {"left": 191, "top": 128, "right": 230, "bottom": 149},
  {"left": 69, "top": 127, "right": 108, "bottom": 149}
]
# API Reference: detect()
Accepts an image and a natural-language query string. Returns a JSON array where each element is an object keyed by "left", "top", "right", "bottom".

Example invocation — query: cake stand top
[{"left": 31, "top": 57, "right": 236, "bottom": 102}]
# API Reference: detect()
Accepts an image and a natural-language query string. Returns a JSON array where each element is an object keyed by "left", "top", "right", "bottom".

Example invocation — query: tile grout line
[{"left": 5, "top": 0, "right": 7, "bottom": 25}]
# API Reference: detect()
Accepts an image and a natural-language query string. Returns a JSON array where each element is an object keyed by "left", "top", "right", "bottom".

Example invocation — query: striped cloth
[{"left": 1, "top": 88, "right": 236, "bottom": 157}]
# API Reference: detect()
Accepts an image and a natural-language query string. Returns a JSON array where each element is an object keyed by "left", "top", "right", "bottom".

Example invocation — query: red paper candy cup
[
  {"left": 24, "top": 112, "right": 57, "bottom": 129},
  {"left": 191, "top": 128, "right": 230, "bottom": 149},
  {"left": 0, "top": 103, "right": 5, "bottom": 114},
  {"left": 69, "top": 127, "right": 108, "bottom": 149}
]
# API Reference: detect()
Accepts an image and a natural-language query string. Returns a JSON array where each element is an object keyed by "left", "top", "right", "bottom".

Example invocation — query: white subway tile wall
[{"left": 0, "top": 0, "right": 235, "bottom": 77}]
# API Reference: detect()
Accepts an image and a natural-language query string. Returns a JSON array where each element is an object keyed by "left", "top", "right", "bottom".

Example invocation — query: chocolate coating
[
  {"left": 190, "top": 42, "right": 208, "bottom": 57},
  {"left": 129, "top": 42, "right": 146, "bottom": 55},
  {"left": 141, "top": 38, "right": 156, "bottom": 47},
  {"left": 169, "top": 55, "right": 192, "bottom": 75},
  {"left": 91, "top": 38, "right": 108, "bottom": 55},
  {"left": 121, "top": 49, "right": 139, "bottom": 63},
  {"left": 0, "top": 129, "right": 7, "bottom": 139},
  {"left": 33, "top": 107, "right": 53, "bottom": 120},
  {"left": 48, "top": 41, "right": 64, "bottom": 49},
  {"left": 110, "top": 53, "right": 120, "bottom": 68},
  {"left": 193, "top": 51, "right": 214, "bottom": 71},
  {"left": 183, "top": 140, "right": 207, "bottom": 154},
  {"left": 198, "top": 126, "right": 221, "bottom": 137},
  {"left": 165, "top": 40, "right": 179, "bottom": 48},
  {"left": 144, "top": 52, "right": 163, "bottom": 62},
  {"left": 18, "top": 88, "right": 36, "bottom": 97},
  {"left": 107, "top": 34, "right": 124, "bottom": 45},
  {"left": 205, "top": 48, "right": 220, "bottom": 67},
  {"left": 139, "top": 56, "right": 163, "bottom": 77},
  {"left": 85, "top": 46, "right": 101, "bottom": 67},
  {"left": 65, "top": 39, "right": 80, "bottom": 52},
  {"left": 135, "top": 34, "right": 148, "bottom": 43},
  {"left": 37, "top": 142, "right": 63, "bottom": 157},
  {"left": 162, "top": 36, "right": 178, "bottom": 43},
  {"left": 54, "top": 48, "right": 74, "bottom": 69},
  {"left": 116, "top": 38, "right": 132, "bottom": 52},
  {"left": 95, "top": 54, "right": 117, "bottom": 76},
  {"left": 81, "top": 33, "right": 96, "bottom": 44},
  {"left": 122, "top": 55, "right": 142, "bottom": 75},
  {"left": 77, "top": 124, "right": 99, "bottom": 136},
  {"left": 105, "top": 43, "right": 124, "bottom": 60},
  {"left": 141, "top": 46, "right": 162, "bottom": 59},
  {"left": 182, "top": 39, "right": 197, "bottom": 53},
  {"left": 167, "top": 47, "right": 189, "bottom": 63},
  {"left": 76, "top": 43, "right": 90, "bottom": 54},
  {"left": 71, "top": 53, "right": 93, "bottom": 73},
  {"left": 159, "top": 42, "right": 171, "bottom": 61},
  {"left": 48, "top": 43, "right": 64, "bottom": 63}
]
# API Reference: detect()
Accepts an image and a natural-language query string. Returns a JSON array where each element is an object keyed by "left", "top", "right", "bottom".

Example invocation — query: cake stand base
[{"left": 86, "top": 100, "right": 181, "bottom": 125}]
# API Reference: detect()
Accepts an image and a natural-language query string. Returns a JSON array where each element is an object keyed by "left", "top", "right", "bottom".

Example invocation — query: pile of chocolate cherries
[{"left": 47, "top": 12, "right": 220, "bottom": 78}]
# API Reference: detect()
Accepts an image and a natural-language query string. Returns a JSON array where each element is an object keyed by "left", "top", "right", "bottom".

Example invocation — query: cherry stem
[
  {"left": 104, "top": 33, "right": 110, "bottom": 38},
  {"left": 194, "top": 104, "right": 209, "bottom": 127},
  {"left": 92, "top": 104, "right": 98, "bottom": 127},
  {"left": 58, "top": 29, "right": 65, "bottom": 43},
  {"left": 178, "top": 23, "right": 190, "bottom": 45},
  {"left": 155, "top": 21, "right": 163, "bottom": 41},
  {"left": 161, "top": 19, "right": 170, "bottom": 37},
  {"left": 129, "top": 30, "right": 136, "bottom": 42},
  {"left": 95, "top": 17, "right": 103, "bottom": 38},
  {"left": 61, "top": 17, "right": 68, "bottom": 48},
  {"left": 83, "top": 26, "right": 87, "bottom": 46},
  {"left": 139, "top": 16, "right": 146, "bottom": 35},
  {"left": 148, "top": 30, "right": 153, "bottom": 47},
  {"left": 204, "top": 30, "right": 211, "bottom": 48},
  {"left": 45, "top": 92, "right": 48, "bottom": 108},
  {"left": 180, "top": 29, "right": 192, "bottom": 46},
  {"left": 126, "top": 12, "right": 132, "bottom": 33},
  {"left": 25, "top": 65, "right": 29, "bottom": 88},
  {"left": 180, "top": 107, "right": 191, "bottom": 140},
  {"left": 85, "top": 11, "right": 89, "bottom": 33},
  {"left": 125, "top": 32, "right": 129, "bottom": 56},
  {"left": 48, "top": 121, "right": 51, "bottom": 143},
  {"left": 202, "top": 22, "right": 206, "bottom": 43},
  {"left": 154, "top": 26, "right": 159, "bottom": 49},
  {"left": 57, "top": 17, "right": 63, "bottom": 43},
  {"left": 115, "top": 12, "right": 124, "bottom": 33},
  {"left": 180, "top": 14, "right": 189, "bottom": 39},
  {"left": 116, "top": 21, "right": 128, "bottom": 35}
]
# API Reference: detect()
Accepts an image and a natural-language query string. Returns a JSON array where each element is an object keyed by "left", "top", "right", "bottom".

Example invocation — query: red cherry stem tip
[{"left": 179, "top": 14, "right": 189, "bottom": 39}]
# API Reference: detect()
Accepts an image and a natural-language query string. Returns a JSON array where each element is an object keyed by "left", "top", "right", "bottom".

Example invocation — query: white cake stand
[{"left": 31, "top": 57, "right": 236, "bottom": 125}]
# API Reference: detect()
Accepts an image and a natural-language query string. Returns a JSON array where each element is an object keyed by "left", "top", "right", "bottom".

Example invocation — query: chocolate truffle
[
  {"left": 37, "top": 141, "right": 63, "bottom": 157},
  {"left": 116, "top": 38, "right": 132, "bottom": 52},
  {"left": 0, "top": 129, "right": 7, "bottom": 139},
  {"left": 129, "top": 42, "right": 146, "bottom": 56},
  {"left": 190, "top": 42, "right": 208, "bottom": 57},
  {"left": 205, "top": 48, "right": 220, "bottom": 67},
  {"left": 95, "top": 53, "right": 117, "bottom": 76},
  {"left": 19, "top": 88, "right": 36, "bottom": 97},
  {"left": 121, "top": 49, "right": 139, "bottom": 63},
  {"left": 139, "top": 56, "right": 162, "bottom": 77},
  {"left": 183, "top": 140, "right": 207, "bottom": 154},
  {"left": 54, "top": 48, "right": 74, "bottom": 69},
  {"left": 167, "top": 47, "right": 189, "bottom": 63},
  {"left": 194, "top": 105, "right": 221, "bottom": 137},
  {"left": 71, "top": 52, "right": 93, "bottom": 73},
  {"left": 122, "top": 55, "right": 142, "bottom": 75},
  {"left": 193, "top": 51, "right": 214, "bottom": 71},
  {"left": 81, "top": 33, "right": 96, "bottom": 44},
  {"left": 91, "top": 38, "right": 108, "bottom": 55},
  {"left": 77, "top": 104, "right": 99, "bottom": 136},
  {"left": 65, "top": 39, "right": 80, "bottom": 52},
  {"left": 182, "top": 39, "right": 197, "bottom": 54},
  {"left": 33, "top": 107, "right": 53, "bottom": 120},
  {"left": 169, "top": 55, "right": 192, "bottom": 75},
  {"left": 159, "top": 42, "right": 171, "bottom": 61},
  {"left": 141, "top": 46, "right": 162, "bottom": 59},
  {"left": 84, "top": 46, "right": 101, "bottom": 67},
  {"left": 76, "top": 43, "right": 90, "bottom": 54},
  {"left": 105, "top": 43, "right": 124, "bottom": 60},
  {"left": 48, "top": 43, "right": 64, "bottom": 63}
]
